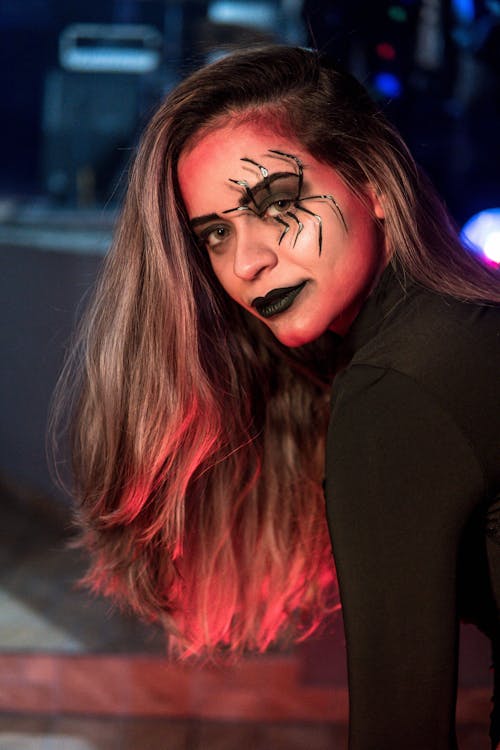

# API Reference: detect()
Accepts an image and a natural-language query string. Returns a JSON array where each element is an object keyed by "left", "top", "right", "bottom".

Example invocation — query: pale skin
[{"left": 178, "top": 122, "right": 389, "bottom": 347}]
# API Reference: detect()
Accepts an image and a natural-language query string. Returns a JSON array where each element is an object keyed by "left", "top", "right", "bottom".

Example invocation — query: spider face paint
[
  {"left": 178, "top": 123, "right": 387, "bottom": 346},
  {"left": 221, "top": 150, "right": 347, "bottom": 255}
]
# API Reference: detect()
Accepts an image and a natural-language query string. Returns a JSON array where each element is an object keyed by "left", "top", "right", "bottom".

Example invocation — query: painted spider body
[{"left": 222, "top": 150, "right": 347, "bottom": 254}]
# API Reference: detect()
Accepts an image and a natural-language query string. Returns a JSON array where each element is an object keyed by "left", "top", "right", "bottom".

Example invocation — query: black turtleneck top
[{"left": 324, "top": 262, "right": 500, "bottom": 750}]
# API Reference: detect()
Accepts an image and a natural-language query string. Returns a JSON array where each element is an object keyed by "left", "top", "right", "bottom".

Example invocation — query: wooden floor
[
  {"left": 0, "top": 652, "right": 494, "bottom": 749},
  {"left": 0, "top": 479, "right": 494, "bottom": 749}
]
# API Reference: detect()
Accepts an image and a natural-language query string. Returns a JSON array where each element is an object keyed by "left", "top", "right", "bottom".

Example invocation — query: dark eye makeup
[{"left": 256, "top": 193, "right": 296, "bottom": 216}]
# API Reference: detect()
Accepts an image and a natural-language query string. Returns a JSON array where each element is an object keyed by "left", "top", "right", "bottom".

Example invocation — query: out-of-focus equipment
[
  {"left": 41, "top": 24, "right": 162, "bottom": 206},
  {"left": 59, "top": 23, "right": 162, "bottom": 74}
]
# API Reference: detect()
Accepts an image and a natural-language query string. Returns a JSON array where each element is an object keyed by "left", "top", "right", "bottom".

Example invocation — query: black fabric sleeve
[
  {"left": 485, "top": 494, "right": 500, "bottom": 748},
  {"left": 325, "top": 365, "right": 490, "bottom": 750}
]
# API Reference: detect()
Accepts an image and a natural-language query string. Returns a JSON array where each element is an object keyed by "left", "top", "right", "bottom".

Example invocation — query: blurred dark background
[
  {"left": 1, "top": 0, "right": 499, "bottom": 500},
  {"left": 2, "top": 0, "right": 500, "bottom": 214},
  {"left": 0, "top": 2, "right": 498, "bottom": 748}
]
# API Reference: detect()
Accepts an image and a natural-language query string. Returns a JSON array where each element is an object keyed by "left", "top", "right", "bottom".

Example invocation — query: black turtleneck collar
[{"left": 338, "top": 260, "right": 413, "bottom": 361}]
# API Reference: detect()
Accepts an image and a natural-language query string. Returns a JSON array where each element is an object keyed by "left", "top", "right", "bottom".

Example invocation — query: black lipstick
[{"left": 252, "top": 281, "right": 307, "bottom": 318}]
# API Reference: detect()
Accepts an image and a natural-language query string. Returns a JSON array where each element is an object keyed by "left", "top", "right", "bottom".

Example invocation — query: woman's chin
[{"left": 265, "top": 320, "right": 325, "bottom": 348}]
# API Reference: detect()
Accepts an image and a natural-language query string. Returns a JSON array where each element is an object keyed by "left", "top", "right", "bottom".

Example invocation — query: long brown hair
[{"left": 53, "top": 46, "right": 499, "bottom": 659}]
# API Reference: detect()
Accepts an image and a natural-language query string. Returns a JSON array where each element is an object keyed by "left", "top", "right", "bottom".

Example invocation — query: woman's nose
[{"left": 233, "top": 222, "right": 278, "bottom": 280}]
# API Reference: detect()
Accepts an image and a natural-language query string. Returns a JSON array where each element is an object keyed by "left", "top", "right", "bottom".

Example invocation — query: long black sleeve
[
  {"left": 325, "top": 366, "right": 487, "bottom": 749},
  {"left": 323, "top": 262, "right": 500, "bottom": 749}
]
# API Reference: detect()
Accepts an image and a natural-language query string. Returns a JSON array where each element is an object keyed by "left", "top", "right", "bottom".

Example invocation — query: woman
[{"left": 56, "top": 46, "right": 500, "bottom": 748}]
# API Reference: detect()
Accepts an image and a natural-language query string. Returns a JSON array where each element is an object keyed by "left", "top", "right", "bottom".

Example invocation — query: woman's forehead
[
  {"left": 179, "top": 122, "right": 305, "bottom": 176},
  {"left": 177, "top": 123, "right": 307, "bottom": 213}
]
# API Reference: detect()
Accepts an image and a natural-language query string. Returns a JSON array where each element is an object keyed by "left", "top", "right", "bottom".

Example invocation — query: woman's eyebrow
[{"left": 190, "top": 212, "right": 222, "bottom": 228}]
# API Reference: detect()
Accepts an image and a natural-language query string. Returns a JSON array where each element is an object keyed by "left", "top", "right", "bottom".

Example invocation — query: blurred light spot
[
  {"left": 388, "top": 5, "right": 408, "bottom": 22},
  {"left": 208, "top": 1, "right": 277, "bottom": 29},
  {"left": 484, "top": 232, "right": 500, "bottom": 264},
  {"left": 373, "top": 72, "right": 402, "bottom": 98},
  {"left": 461, "top": 208, "right": 500, "bottom": 267},
  {"left": 376, "top": 42, "right": 397, "bottom": 60},
  {"left": 452, "top": 0, "right": 475, "bottom": 24}
]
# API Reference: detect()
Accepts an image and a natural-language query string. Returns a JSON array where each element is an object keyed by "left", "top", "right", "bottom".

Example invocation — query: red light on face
[{"left": 376, "top": 42, "right": 397, "bottom": 60}]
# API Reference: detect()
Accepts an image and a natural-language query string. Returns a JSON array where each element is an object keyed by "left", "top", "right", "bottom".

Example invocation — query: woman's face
[{"left": 178, "top": 122, "right": 388, "bottom": 347}]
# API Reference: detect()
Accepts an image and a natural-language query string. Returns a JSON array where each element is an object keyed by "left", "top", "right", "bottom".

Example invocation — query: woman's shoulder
[
  {"left": 335, "top": 282, "right": 500, "bottom": 487},
  {"left": 347, "top": 269, "right": 500, "bottom": 384}
]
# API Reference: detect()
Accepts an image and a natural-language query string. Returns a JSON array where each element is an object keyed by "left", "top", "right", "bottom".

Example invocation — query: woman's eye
[
  {"left": 201, "top": 225, "right": 230, "bottom": 249},
  {"left": 265, "top": 199, "right": 293, "bottom": 218}
]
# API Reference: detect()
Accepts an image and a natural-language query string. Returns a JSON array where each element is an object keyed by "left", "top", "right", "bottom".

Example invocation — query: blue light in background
[
  {"left": 461, "top": 208, "right": 500, "bottom": 266},
  {"left": 452, "top": 0, "right": 475, "bottom": 24},
  {"left": 372, "top": 72, "right": 402, "bottom": 98}
]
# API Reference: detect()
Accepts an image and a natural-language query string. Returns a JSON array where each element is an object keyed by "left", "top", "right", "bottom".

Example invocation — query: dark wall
[{"left": 0, "top": 244, "right": 102, "bottom": 499}]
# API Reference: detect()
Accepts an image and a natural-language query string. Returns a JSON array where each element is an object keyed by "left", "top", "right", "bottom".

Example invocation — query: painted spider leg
[
  {"left": 228, "top": 178, "right": 259, "bottom": 209},
  {"left": 221, "top": 201, "right": 290, "bottom": 243},
  {"left": 273, "top": 215, "right": 291, "bottom": 245},
  {"left": 268, "top": 150, "right": 303, "bottom": 195},
  {"left": 297, "top": 194, "right": 348, "bottom": 233},
  {"left": 222, "top": 205, "right": 258, "bottom": 216},
  {"left": 285, "top": 211, "right": 304, "bottom": 247},
  {"left": 240, "top": 158, "right": 270, "bottom": 192},
  {"left": 294, "top": 203, "right": 323, "bottom": 254}
]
